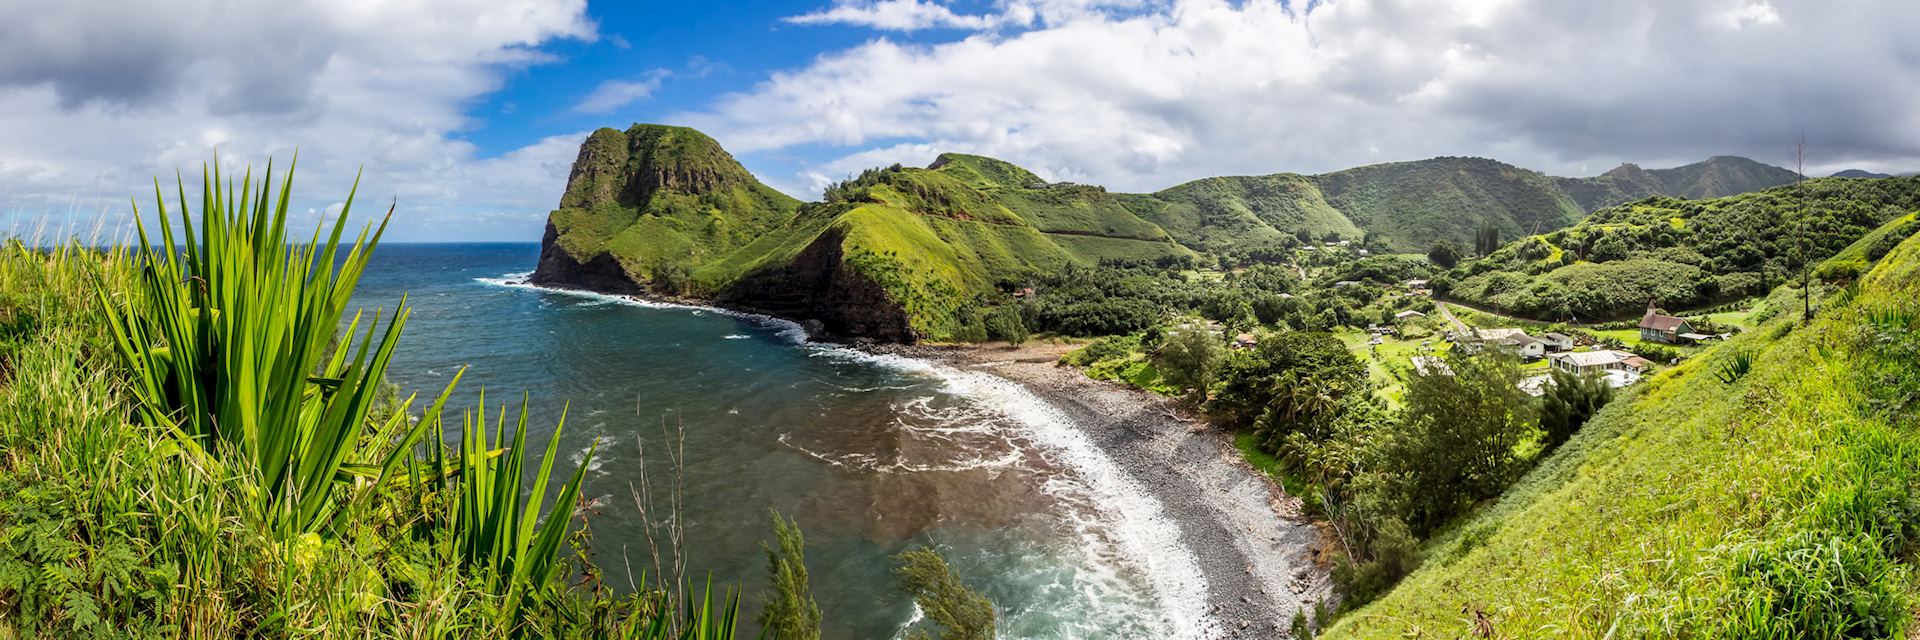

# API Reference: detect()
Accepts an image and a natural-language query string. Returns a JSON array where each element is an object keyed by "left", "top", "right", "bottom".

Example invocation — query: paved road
[{"left": 1435, "top": 301, "right": 1470, "bottom": 334}]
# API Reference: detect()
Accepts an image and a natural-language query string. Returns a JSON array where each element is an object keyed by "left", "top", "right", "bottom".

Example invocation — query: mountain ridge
[{"left": 532, "top": 123, "right": 1805, "bottom": 341}]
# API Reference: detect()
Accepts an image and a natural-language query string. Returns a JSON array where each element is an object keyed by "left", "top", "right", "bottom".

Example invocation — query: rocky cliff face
[
  {"left": 529, "top": 220, "right": 643, "bottom": 293},
  {"left": 714, "top": 226, "right": 916, "bottom": 343},
  {"left": 531, "top": 124, "right": 910, "bottom": 342}
]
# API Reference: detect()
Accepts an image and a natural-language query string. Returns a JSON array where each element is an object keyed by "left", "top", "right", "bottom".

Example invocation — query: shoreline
[
  {"left": 510, "top": 279, "right": 1336, "bottom": 636},
  {"left": 870, "top": 341, "right": 1336, "bottom": 638}
]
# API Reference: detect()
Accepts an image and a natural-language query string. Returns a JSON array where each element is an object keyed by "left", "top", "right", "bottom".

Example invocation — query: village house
[
  {"left": 1540, "top": 332, "right": 1574, "bottom": 352},
  {"left": 1495, "top": 333, "right": 1546, "bottom": 359},
  {"left": 1394, "top": 309, "right": 1426, "bottom": 320},
  {"left": 1232, "top": 332, "right": 1259, "bottom": 350},
  {"left": 1639, "top": 301, "right": 1695, "bottom": 344},
  {"left": 1549, "top": 349, "right": 1652, "bottom": 376}
]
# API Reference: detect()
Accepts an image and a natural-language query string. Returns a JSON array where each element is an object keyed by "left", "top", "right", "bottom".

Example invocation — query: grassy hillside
[
  {"left": 1313, "top": 157, "right": 1585, "bottom": 251},
  {"left": 1134, "top": 174, "right": 1360, "bottom": 253},
  {"left": 1324, "top": 230, "right": 1920, "bottom": 638},
  {"left": 1443, "top": 176, "right": 1920, "bottom": 320},
  {"left": 537, "top": 124, "right": 1803, "bottom": 341},
  {"left": 538, "top": 124, "right": 802, "bottom": 284}
]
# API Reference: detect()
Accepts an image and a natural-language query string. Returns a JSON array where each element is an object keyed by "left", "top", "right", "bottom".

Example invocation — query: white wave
[
  {"left": 476, "top": 274, "right": 817, "bottom": 345},
  {"left": 723, "top": 334, "right": 750, "bottom": 340},
  {"left": 925, "top": 366, "right": 1214, "bottom": 640}
]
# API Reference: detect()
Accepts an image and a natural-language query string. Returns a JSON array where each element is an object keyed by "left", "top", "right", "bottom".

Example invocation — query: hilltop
[{"left": 533, "top": 124, "right": 1803, "bottom": 341}]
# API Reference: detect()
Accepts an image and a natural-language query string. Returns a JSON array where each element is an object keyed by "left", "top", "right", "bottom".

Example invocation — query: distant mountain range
[
  {"left": 532, "top": 124, "right": 1807, "bottom": 341},
  {"left": 1833, "top": 168, "right": 1895, "bottom": 179}
]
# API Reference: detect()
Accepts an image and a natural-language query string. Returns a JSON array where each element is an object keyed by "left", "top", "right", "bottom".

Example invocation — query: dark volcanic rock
[
  {"left": 716, "top": 226, "right": 916, "bottom": 343},
  {"left": 529, "top": 221, "right": 643, "bottom": 294}
]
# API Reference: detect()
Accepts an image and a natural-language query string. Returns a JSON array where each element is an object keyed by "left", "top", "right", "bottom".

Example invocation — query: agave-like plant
[
  {"left": 99, "top": 161, "right": 450, "bottom": 534},
  {"left": 428, "top": 393, "right": 594, "bottom": 606}
]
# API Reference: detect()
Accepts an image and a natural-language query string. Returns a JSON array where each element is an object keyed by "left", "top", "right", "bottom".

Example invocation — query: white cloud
[
  {"left": 574, "top": 70, "right": 672, "bottom": 114},
  {"left": 707, "top": 0, "right": 1920, "bottom": 195},
  {"left": 0, "top": 0, "right": 594, "bottom": 242},
  {"left": 784, "top": 0, "right": 1023, "bottom": 31}
]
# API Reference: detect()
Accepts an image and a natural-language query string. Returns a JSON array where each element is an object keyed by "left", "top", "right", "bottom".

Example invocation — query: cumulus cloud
[
  {"left": 0, "top": 0, "right": 594, "bottom": 241},
  {"left": 709, "top": 0, "right": 1920, "bottom": 197},
  {"left": 574, "top": 70, "right": 672, "bottom": 114}
]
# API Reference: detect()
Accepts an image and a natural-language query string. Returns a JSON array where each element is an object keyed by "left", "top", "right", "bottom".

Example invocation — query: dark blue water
[{"left": 350, "top": 244, "right": 1193, "bottom": 639}]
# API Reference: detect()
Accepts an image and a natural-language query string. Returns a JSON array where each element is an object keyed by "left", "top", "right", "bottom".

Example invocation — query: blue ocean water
[{"left": 349, "top": 244, "right": 1197, "bottom": 639}]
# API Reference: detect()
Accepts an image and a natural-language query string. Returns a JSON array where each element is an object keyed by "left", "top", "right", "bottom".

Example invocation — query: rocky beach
[{"left": 882, "top": 341, "right": 1337, "bottom": 638}]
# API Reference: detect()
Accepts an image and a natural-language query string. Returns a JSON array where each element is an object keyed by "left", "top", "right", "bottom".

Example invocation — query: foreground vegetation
[{"left": 0, "top": 166, "right": 998, "bottom": 639}]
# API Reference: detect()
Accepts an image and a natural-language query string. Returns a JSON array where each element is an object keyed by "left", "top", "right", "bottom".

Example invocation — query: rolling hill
[
  {"left": 534, "top": 124, "right": 1805, "bottom": 341},
  {"left": 1442, "top": 176, "right": 1920, "bottom": 320}
]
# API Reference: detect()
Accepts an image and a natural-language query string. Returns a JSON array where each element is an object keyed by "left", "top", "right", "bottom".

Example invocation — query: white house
[
  {"left": 1549, "top": 350, "right": 1652, "bottom": 376},
  {"left": 1540, "top": 332, "right": 1574, "bottom": 352},
  {"left": 1394, "top": 309, "right": 1427, "bottom": 320}
]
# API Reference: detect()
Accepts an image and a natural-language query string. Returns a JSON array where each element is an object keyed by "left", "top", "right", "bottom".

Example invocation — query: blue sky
[{"left": 3, "top": 0, "right": 1917, "bottom": 242}]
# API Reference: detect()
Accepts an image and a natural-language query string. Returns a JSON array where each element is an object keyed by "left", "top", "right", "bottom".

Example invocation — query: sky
[{"left": 3, "top": 0, "right": 1919, "bottom": 242}]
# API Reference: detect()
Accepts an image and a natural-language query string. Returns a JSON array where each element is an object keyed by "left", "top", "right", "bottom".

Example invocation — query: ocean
[{"left": 349, "top": 243, "right": 1203, "bottom": 639}]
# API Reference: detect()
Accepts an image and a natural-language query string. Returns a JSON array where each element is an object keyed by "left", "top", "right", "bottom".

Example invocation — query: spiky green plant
[
  {"left": 98, "top": 161, "right": 452, "bottom": 535},
  {"left": 1714, "top": 350, "right": 1757, "bottom": 384},
  {"left": 426, "top": 393, "right": 594, "bottom": 609}
]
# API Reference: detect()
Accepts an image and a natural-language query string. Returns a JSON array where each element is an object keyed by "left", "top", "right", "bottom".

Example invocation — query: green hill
[
  {"left": 1325, "top": 226, "right": 1920, "bottom": 638},
  {"left": 534, "top": 133, "right": 1194, "bottom": 342},
  {"left": 533, "top": 124, "right": 802, "bottom": 292},
  {"left": 534, "top": 124, "right": 1806, "bottom": 341},
  {"left": 1556, "top": 156, "right": 1803, "bottom": 212},
  {"left": 1442, "top": 176, "right": 1920, "bottom": 320},
  {"left": 1311, "top": 157, "right": 1584, "bottom": 250}
]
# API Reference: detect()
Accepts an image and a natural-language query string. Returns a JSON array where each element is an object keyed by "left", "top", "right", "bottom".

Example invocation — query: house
[
  {"left": 1638, "top": 301, "right": 1695, "bottom": 344},
  {"left": 1540, "top": 332, "right": 1574, "bottom": 352},
  {"left": 1333, "top": 280, "right": 1362, "bottom": 288},
  {"left": 1495, "top": 333, "right": 1546, "bottom": 360},
  {"left": 1232, "top": 332, "right": 1259, "bottom": 350},
  {"left": 1549, "top": 350, "right": 1651, "bottom": 377},
  {"left": 1404, "top": 279, "right": 1430, "bottom": 290},
  {"left": 1012, "top": 287, "right": 1036, "bottom": 298},
  {"left": 1394, "top": 309, "right": 1427, "bottom": 320}
]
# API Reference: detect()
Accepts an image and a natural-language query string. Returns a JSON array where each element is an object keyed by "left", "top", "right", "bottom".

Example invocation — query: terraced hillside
[{"left": 1325, "top": 221, "right": 1920, "bottom": 639}]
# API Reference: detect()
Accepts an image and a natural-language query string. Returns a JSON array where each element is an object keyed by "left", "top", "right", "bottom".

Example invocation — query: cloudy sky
[{"left": 4, "top": 0, "right": 1917, "bottom": 242}]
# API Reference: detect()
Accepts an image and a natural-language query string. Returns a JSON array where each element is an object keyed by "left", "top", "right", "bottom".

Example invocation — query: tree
[
  {"left": 1154, "top": 322, "right": 1226, "bottom": 401},
  {"left": 1387, "top": 350, "right": 1535, "bottom": 533},
  {"left": 1427, "top": 241, "right": 1463, "bottom": 268},
  {"left": 1208, "top": 331, "right": 1367, "bottom": 433},
  {"left": 895, "top": 548, "right": 995, "bottom": 640},
  {"left": 758, "top": 512, "right": 822, "bottom": 640},
  {"left": 1474, "top": 223, "right": 1502, "bottom": 256},
  {"left": 983, "top": 305, "right": 1029, "bottom": 346},
  {"left": 1539, "top": 368, "right": 1614, "bottom": 450}
]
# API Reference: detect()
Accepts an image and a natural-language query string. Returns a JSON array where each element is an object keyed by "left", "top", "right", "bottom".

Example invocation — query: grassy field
[{"left": 1323, "top": 231, "right": 1920, "bottom": 638}]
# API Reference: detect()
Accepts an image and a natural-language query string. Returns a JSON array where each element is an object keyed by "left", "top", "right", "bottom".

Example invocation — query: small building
[
  {"left": 1394, "top": 309, "right": 1427, "bottom": 320},
  {"left": 1232, "top": 332, "right": 1258, "bottom": 350},
  {"left": 1333, "top": 280, "right": 1362, "bottom": 288},
  {"left": 1496, "top": 333, "right": 1546, "bottom": 360},
  {"left": 1012, "top": 287, "right": 1035, "bottom": 298},
  {"left": 1404, "top": 279, "right": 1430, "bottom": 290},
  {"left": 1540, "top": 332, "right": 1574, "bottom": 352},
  {"left": 1549, "top": 349, "right": 1651, "bottom": 377},
  {"left": 1639, "top": 301, "right": 1695, "bottom": 344}
]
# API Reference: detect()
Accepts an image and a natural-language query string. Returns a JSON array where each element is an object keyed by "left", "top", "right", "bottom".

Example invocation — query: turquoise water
[{"left": 350, "top": 244, "right": 1199, "bottom": 639}]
